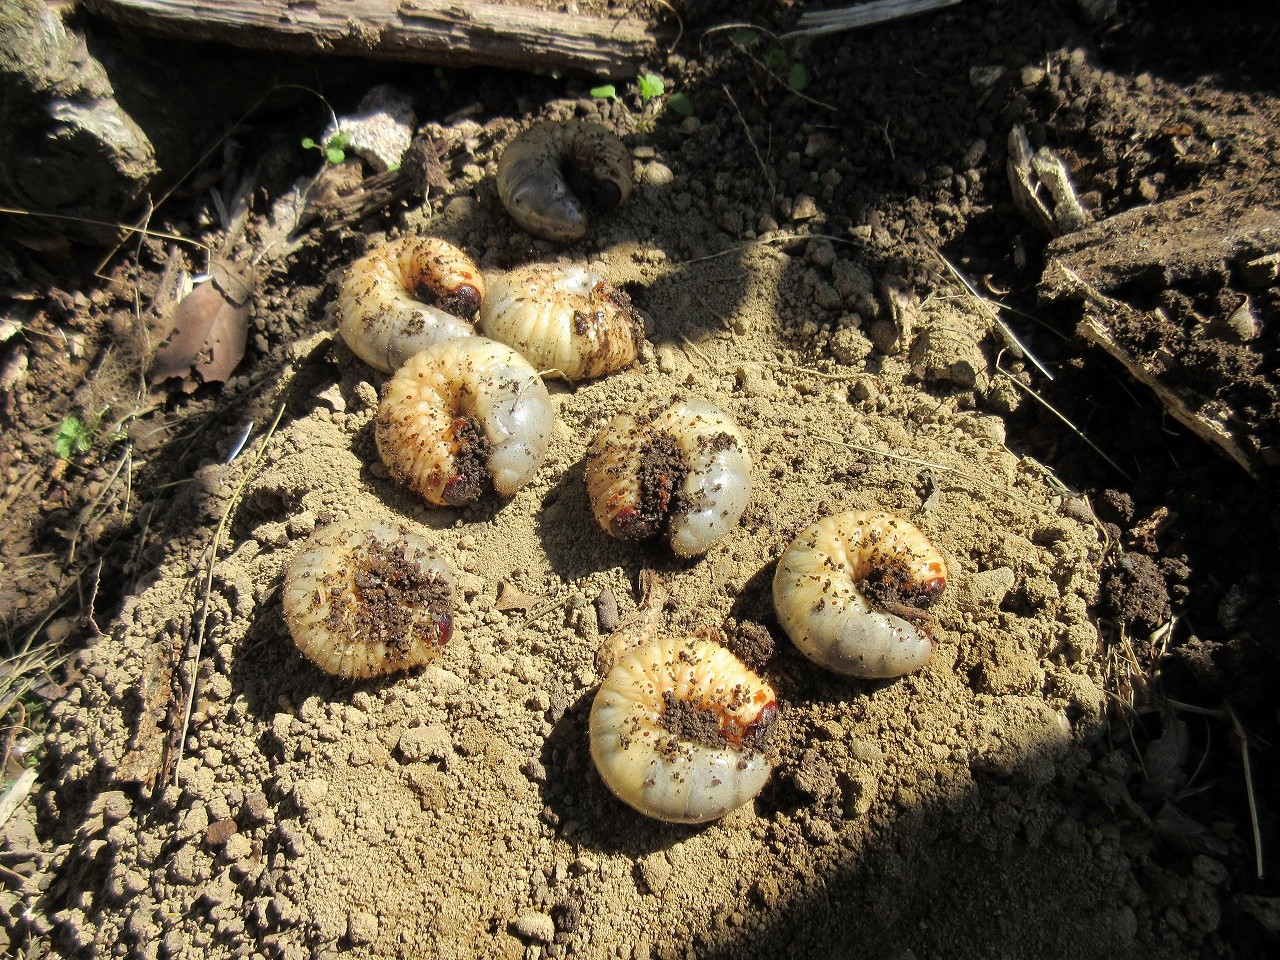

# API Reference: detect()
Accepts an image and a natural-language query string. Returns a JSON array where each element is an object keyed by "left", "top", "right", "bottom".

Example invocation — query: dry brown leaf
[
  {"left": 495, "top": 580, "right": 536, "bottom": 612},
  {"left": 150, "top": 260, "right": 254, "bottom": 390}
]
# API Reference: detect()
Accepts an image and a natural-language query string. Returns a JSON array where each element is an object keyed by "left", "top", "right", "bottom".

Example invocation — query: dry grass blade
[
  {"left": 995, "top": 352, "right": 1134, "bottom": 482},
  {"left": 813, "top": 433, "right": 1053, "bottom": 513},
  {"left": 783, "top": 0, "right": 963, "bottom": 38},
  {"left": 931, "top": 246, "right": 1056, "bottom": 381},
  {"left": 1226, "top": 703, "right": 1265, "bottom": 880}
]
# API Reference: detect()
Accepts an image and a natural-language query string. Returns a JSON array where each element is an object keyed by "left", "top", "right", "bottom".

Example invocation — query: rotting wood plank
[{"left": 84, "top": 0, "right": 658, "bottom": 78}]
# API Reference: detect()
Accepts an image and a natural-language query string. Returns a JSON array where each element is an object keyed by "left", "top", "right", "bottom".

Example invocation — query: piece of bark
[
  {"left": 1041, "top": 181, "right": 1280, "bottom": 479},
  {"left": 85, "top": 0, "right": 657, "bottom": 79},
  {"left": 0, "top": 0, "right": 157, "bottom": 242}
]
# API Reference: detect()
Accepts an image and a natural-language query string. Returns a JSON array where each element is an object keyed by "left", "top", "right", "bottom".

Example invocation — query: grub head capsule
[{"left": 496, "top": 120, "right": 634, "bottom": 242}]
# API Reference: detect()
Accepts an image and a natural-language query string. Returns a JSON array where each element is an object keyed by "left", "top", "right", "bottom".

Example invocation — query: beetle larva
[
  {"left": 375, "top": 336, "right": 553, "bottom": 506},
  {"left": 337, "top": 236, "right": 486, "bottom": 373},
  {"left": 772, "top": 511, "right": 949, "bottom": 679},
  {"left": 282, "top": 518, "right": 454, "bottom": 679},
  {"left": 584, "top": 398, "right": 751, "bottom": 557},
  {"left": 589, "top": 635, "right": 777, "bottom": 824},
  {"left": 496, "top": 120, "right": 634, "bottom": 241},
  {"left": 479, "top": 264, "right": 644, "bottom": 381}
]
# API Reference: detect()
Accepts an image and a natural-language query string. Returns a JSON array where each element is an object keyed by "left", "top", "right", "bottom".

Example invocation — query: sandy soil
[{"left": 1, "top": 1, "right": 1276, "bottom": 958}]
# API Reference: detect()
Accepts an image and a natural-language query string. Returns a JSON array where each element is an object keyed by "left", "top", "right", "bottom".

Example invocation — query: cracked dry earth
[{"left": 1, "top": 2, "right": 1277, "bottom": 959}]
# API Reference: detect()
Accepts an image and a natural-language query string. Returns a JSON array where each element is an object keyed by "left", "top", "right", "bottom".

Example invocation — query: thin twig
[
  {"left": 170, "top": 397, "right": 289, "bottom": 790},
  {"left": 813, "top": 433, "right": 1050, "bottom": 512},
  {"left": 0, "top": 207, "right": 211, "bottom": 255},
  {"left": 675, "top": 231, "right": 863, "bottom": 267},
  {"left": 521, "top": 594, "right": 574, "bottom": 629},
  {"left": 721, "top": 84, "right": 775, "bottom": 199},
  {"left": 651, "top": 0, "right": 684, "bottom": 55},
  {"left": 782, "top": 0, "right": 963, "bottom": 39}
]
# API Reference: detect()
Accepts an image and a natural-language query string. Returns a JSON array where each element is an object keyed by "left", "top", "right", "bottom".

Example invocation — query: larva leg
[{"left": 772, "top": 511, "right": 949, "bottom": 679}]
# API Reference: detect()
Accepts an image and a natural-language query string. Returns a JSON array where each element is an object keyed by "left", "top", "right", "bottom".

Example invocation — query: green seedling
[
  {"left": 589, "top": 84, "right": 620, "bottom": 102},
  {"left": 637, "top": 73, "right": 665, "bottom": 104},
  {"left": 54, "top": 415, "right": 95, "bottom": 460},
  {"left": 728, "top": 30, "right": 810, "bottom": 94},
  {"left": 301, "top": 131, "right": 353, "bottom": 165},
  {"left": 787, "top": 63, "right": 810, "bottom": 93},
  {"left": 668, "top": 92, "right": 694, "bottom": 117}
]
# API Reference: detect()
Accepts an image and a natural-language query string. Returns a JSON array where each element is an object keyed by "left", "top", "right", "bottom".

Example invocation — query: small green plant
[
  {"left": 300, "top": 130, "right": 352, "bottom": 165},
  {"left": 54, "top": 415, "right": 95, "bottom": 460},
  {"left": 729, "top": 29, "right": 810, "bottom": 94},
  {"left": 636, "top": 73, "right": 665, "bottom": 104},
  {"left": 53, "top": 408, "right": 128, "bottom": 461},
  {"left": 589, "top": 83, "right": 620, "bottom": 103},
  {"left": 668, "top": 92, "right": 694, "bottom": 117}
]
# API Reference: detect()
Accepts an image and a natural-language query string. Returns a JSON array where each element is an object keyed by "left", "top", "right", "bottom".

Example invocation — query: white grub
[
  {"left": 375, "top": 337, "right": 552, "bottom": 506},
  {"left": 282, "top": 517, "right": 454, "bottom": 679},
  {"left": 589, "top": 635, "right": 777, "bottom": 824},
  {"left": 773, "top": 511, "right": 949, "bottom": 679},
  {"left": 337, "top": 236, "right": 485, "bottom": 373},
  {"left": 479, "top": 263, "right": 644, "bottom": 381},
  {"left": 496, "top": 120, "right": 633, "bottom": 241},
  {"left": 584, "top": 398, "right": 752, "bottom": 557}
]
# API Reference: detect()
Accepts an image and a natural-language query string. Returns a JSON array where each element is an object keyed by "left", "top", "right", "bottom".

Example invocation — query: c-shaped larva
[
  {"left": 496, "top": 120, "right": 634, "bottom": 241},
  {"left": 337, "top": 236, "right": 485, "bottom": 373},
  {"left": 589, "top": 635, "right": 777, "bottom": 824},
  {"left": 479, "top": 263, "right": 644, "bottom": 381},
  {"left": 584, "top": 399, "right": 752, "bottom": 557},
  {"left": 283, "top": 518, "right": 454, "bottom": 679},
  {"left": 772, "top": 511, "right": 949, "bottom": 679},
  {"left": 375, "top": 336, "right": 553, "bottom": 506}
]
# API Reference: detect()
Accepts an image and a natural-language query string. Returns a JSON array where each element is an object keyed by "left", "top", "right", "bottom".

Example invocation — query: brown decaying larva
[
  {"left": 496, "top": 120, "right": 634, "bottom": 241},
  {"left": 479, "top": 263, "right": 644, "bottom": 381},
  {"left": 589, "top": 635, "right": 777, "bottom": 824},
  {"left": 584, "top": 398, "right": 752, "bottom": 557},
  {"left": 282, "top": 518, "right": 454, "bottom": 679},
  {"left": 337, "top": 236, "right": 486, "bottom": 373},
  {"left": 374, "top": 336, "right": 553, "bottom": 507},
  {"left": 772, "top": 511, "right": 949, "bottom": 679}
]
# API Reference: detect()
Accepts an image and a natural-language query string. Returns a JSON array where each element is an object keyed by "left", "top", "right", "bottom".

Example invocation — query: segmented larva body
[
  {"left": 337, "top": 236, "right": 485, "bottom": 373},
  {"left": 590, "top": 635, "right": 777, "bottom": 824},
  {"left": 375, "top": 337, "right": 553, "bottom": 506},
  {"left": 496, "top": 120, "right": 634, "bottom": 241},
  {"left": 479, "top": 264, "right": 644, "bottom": 381},
  {"left": 585, "top": 399, "right": 752, "bottom": 557},
  {"left": 773, "top": 511, "right": 949, "bottom": 679},
  {"left": 282, "top": 518, "right": 454, "bottom": 679}
]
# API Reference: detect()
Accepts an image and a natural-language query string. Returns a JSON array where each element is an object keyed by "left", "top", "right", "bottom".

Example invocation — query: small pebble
[{"left": 512, "top": 912, "right": 556, "bottom": 943}]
